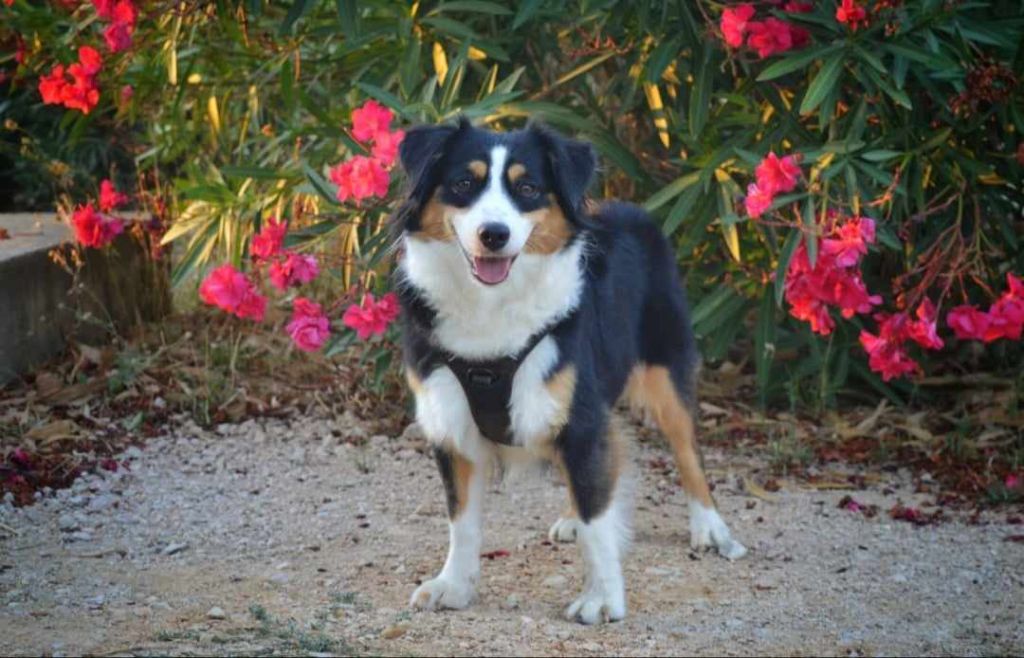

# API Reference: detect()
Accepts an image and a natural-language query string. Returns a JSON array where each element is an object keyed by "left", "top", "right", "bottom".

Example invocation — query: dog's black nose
[{"left": 478, "top": 222, "right": 510, "bottom": 252}]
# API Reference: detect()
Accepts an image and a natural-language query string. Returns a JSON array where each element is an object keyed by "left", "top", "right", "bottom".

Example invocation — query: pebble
[
  {"left": 206, "top": 606, "right": 226, "bottom": 620},
  {"left": 57, "top": 513, "right": 80, "bottom": 532},
  {"left": 161, "top": 542, "right": 189, "bottom": 556},
  {"left": 88, "top": 494, "right": 118, "bottom": 512},
  {"left": 502, "top": 594, "right": 520, "bottom": 610},
  {"left": 381, "top": 623, "right": 408, "bottom": 639},
  {"left": 542, "top": 574, "right": 568, "bottom": 589}
]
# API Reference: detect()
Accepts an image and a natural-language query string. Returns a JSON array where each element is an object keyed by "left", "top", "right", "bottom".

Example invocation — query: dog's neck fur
[{"left": 399, "top": 235, "right": 586, "bottom": 360}]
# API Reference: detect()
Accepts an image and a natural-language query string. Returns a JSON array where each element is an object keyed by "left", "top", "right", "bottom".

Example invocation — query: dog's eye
[
  {"left": 516, "top": 181, "right": 540, "bottom": 198},
  {"left": 451, "top": 177, "right": 474, "bottom": 194}
]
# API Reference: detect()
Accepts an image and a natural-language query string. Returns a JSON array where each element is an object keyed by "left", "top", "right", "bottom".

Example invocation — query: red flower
[
  {"left": 1007, "top": 474, "right": 1021, "bottom": 490},
  {"left": 250, "top": 217, "right": 287, "bottom": 261},
  {"left": 946, "top": 305, "right": 990, "bottom": 341},
  {"left": 3, "top": 0, "right": 14, "bottom": 6},
  {"left": 38, "top": 65, "right": 68, "bottom": 104},
  {"left": 755, "top": 152, "right": 802, "bottom": 196},
  {"left": 859, "top": 328, "right": 919, "bottom": 381},
  {"left": 371, "top": 129, "right": 405, "bottom": 167},
  {"left": 351, "top": 100, "right": 394, "bottom": 143},
  {"left": 286, "top": 297, "right": 330, "bottom": 352},
  {"left": 92, "top": 0, "right": 116, "bottom": 19},
  {"left": 343, "top": 292, "right": 399, "bottom": 340},
  {"left": 268, "top": 252, "right": 319, "bottom": 291},
  {"left": 39, "top": 47, "right": 103, "bottom": 114},
  {"left": 986, "top": 296, "right": 1024, "bottom": 342},
  {"left": 720, "top": 4, "right": 756, "bottom": 48},
  {"left": 821, "top": 216, "right": 874, "bottom": 267},
  {"left": 744, "top": 182, "right": 773, "bottom": 218},
  {"left": 70, "top": 203, "right": 123, "bottom": 248},
  {"left": 746, "top": 18, "right": 795, "bottom": 58},
  {"left": 104, "top": 21, "right": 133, "bottom": 53},
  {"left": 329, "top": 156, "right": 390, "bottom": 205},
  {"left": 98, "top": 179, "right": 128, "bottom": 212},
  {"left": 836, "top": 0, "right": 868, "bottom": 31},
  {"left": 199, "top": 264, "right": 267, "bottom": 322},
  {"left": 906, "top": 299, "right": 944, "bottom": 350},
  {"left": 76, "top": 46, "right": 103, "bottom": 76},
  {"left": 783, "top": 1, "right": 813, "bottom": 12}
]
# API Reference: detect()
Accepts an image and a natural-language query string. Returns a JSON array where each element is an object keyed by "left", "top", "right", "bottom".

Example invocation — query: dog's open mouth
[{"left": 470, "top": 255, "right": 515, "bottom": 285}]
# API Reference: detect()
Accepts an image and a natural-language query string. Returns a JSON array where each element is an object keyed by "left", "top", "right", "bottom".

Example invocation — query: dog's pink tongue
[{"left": 473, "top": 256, "right": 513, "bottom": 284}]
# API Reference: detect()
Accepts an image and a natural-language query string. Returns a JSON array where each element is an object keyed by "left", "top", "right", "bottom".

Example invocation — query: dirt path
[{"left": 2, "top": 413, "right": 1022, "bottom": 657}]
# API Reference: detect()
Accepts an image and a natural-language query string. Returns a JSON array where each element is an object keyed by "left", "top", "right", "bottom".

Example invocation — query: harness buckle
[{"left": 465, "top": 368, "right": 499, "bottom": 387}]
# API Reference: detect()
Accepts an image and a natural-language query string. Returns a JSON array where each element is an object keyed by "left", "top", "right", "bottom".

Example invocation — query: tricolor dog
[{"left": 394, "top": 119, "right": 745, "bottom": 625}]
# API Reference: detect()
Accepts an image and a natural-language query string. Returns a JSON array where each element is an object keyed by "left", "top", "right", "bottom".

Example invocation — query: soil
[{"left": 1, "top": 412, "right": 1022, "bottom": 657}]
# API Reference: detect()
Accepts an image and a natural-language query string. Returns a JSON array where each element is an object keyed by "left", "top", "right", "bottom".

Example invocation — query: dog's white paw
[
  {"left": 409, "top": 576, "right": 476, "bottom": 611},
  {"left": 689, "top": 504, "right": 747, "bottom": 561},
  {"left": 565, "top": 585, "right": 626, "bottom": 625},
  {"left": 548, "top": 517, "right": 580, "bottom": 543}
]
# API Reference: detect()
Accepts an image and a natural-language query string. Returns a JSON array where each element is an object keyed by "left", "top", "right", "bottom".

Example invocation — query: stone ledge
[{"left": 0, "top": 213, "right": 171, "bottom": 385}]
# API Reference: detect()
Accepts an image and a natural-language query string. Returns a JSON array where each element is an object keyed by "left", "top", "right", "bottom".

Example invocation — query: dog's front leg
[
  {"left": 410, "top": 442, "right": 485, "bottom": 611},
  {"left": 557, "top": 414, "right": 630, "bottom": 625}
]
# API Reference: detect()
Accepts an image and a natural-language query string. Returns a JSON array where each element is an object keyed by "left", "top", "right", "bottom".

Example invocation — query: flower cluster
[
  {"left": 859, "top": 300, "right": 943, "bottom": 381},
  {"left": 248, "top": 218, "right": 321, "bottom": 292},
  {"left": 836, "top": 0, "right": 869, "bottom": 31},
  {"left": 38, "top": 46, "right": 102, "bottom": 114},
  {"left": 329, "top": 100, "right": 405, "bottom": 205},
  {"left": 199, "top": 264, "right": 267, "bottom": 322},
  {"left": 287, "top": 298, "right": 331, "bottom": 352},
  {"left": 785, "top": 215, "right": 882, "bottom": 336},
  {"left": 720, "top": 3, "right": 810, "bottom": 59},
  {"left": 342, "top": 292, "right": 400, "bottom": 340},
  {"left": 92, "top": 0, "right": 137, "bottom": 53},
  {"left": 947, "top": 274, "right": 1024, "bottom": 343},
  {"left": 69, "top": 179, "right": 130, "bottom": 248},
  {"left": 745, "top": 151, "right": 802, "bottom": 218}
]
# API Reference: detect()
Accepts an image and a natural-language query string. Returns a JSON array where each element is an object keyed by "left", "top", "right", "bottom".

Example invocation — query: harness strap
[{"left": 420, "top": 333, "right": 547, "bottom": 445}]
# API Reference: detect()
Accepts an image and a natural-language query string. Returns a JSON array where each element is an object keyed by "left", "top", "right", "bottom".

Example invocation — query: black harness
[{"left": 417, "top": 333, "right": 547, "bottom": 445}]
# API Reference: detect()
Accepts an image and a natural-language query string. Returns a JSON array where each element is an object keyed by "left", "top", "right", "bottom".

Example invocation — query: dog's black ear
[
  {"left": 393, "top": 119, "right": 468, "bottom": 235},
  {"left": 532, "top": 123, "right": 597, "bottom": 221}
]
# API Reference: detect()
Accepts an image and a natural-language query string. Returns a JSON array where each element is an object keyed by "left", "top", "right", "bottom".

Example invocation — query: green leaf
[
  {"left": 689, "top": 44, "right": 712, "bottom": 139},
  {"left": 799, "top": 52, "right": 845, "bottom": 115},
  {"left": 335, "top": 0, "right": 358, "bottom": 39},
  {"left": 774, "top": 229, "right": 801, "bottom": 308},
  {"left": 220, "top": 165, "right": 292, "bottom": 180},
  {"left": 429, "top": 1, "right": 513, "bottom": 15},
  {"left": 279, "top": 0, "right": 314, "bottom": 35},
  {"left": 512, "top": 0, "right": 544, "bottom": 29},
  {"left": 755, "top": 288, "right": 777, "bottom": 404},
  {"left": 354, "top": 82, "right": 415, "bottom": 120},
  {"left": 860, "top": 149, "right": 901, "bottom": 162},
  {"left": 757, "top": 44, "right": 840, "bottom": 82},
  {"left": 303, "top": 163, "right": 341, "bottom": 206},
  {"left": 644, "top": 171, "right": 700, "bottom": 212},
  {"left": 662, "top": 183, "right": 702, "bottom": 236}
]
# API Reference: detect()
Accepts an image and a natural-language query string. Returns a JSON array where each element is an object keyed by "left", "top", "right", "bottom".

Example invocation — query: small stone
[
  {"left": 161, "top": 542, "right": 189, "bottom": 556},
  {"left": 86, "top": 594, "right": 105, "bottom": 609},
  {"left": 268, "top": 572, "right": 290, "bottom": 585},
  {"left": 88, "top": 494, "right": 118, "bottom": 512},
  {"left": 502, "top": 594, "right": 520, "bottom": 610},
  {"left": 57, "top": 514, "right": 80, "bottom": 532},
  {"left": 67, "top": 530, "right": 93, "bottom": 542},
  {"left": 381, "top": 623, "right": 408, "bottom": 639},
  {"left": 542, "top": 574, "right": 568, "bottom": 589},
  {"left": 206, "top": 606, "right": 226, "bottom": 620},
  {"left": 125, "top": 446, "right": 144, "bottom": 460}
]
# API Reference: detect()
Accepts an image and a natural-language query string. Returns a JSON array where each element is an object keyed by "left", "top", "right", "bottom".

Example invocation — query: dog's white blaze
[
  {"left": 509, "top": 335, "right": 565, "bottom": 448},
  {"left": 401, "top": 238, "right": 584, "bottom": 360},
  {"left": 688, "top": 499, "right": 747, "bottom": 560},
  {"left": 450, "top": 146, "right": 532, "bottom": 257},
  {"left": 410, "top": 459, "right": 486, "bottom": 610},
  {"left": 567, "top": 475, "right": 632, "bottom": 624}
]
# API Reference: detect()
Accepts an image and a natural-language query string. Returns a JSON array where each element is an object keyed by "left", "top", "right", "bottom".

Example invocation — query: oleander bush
[{"left": 1, "top": 0, "right": 1022, "bottom": 410}]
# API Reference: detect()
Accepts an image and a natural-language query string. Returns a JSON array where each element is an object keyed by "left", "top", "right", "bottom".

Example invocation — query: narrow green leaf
[
  {"left": 689, "top": 44, "right": 712, "bottom": 139},
  {"left": 799, "top": 52, "right": 845, "bottom": 114},
  {"left": 512, "top": 0, "right": 543, "bottom": 29},
  {"left": 757, "top": 44, "right": 840, "bottom": 81},
  {"left": 644, "top": 172, "right": 700, "bottom": 212},
  {"left": 303, "top": 163, "right": 341, "bottom": 206},
  {"left": 774, "top": 229, "right": 801, "bottom": 308}
]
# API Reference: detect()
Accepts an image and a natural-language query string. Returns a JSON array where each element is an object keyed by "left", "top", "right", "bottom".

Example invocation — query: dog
[{"left": 393, "top": 118, "right": 745, "bottom": 625}]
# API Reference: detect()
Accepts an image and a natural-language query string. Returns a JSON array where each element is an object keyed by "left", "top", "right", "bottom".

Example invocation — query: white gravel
[{"left": 1, "top": 413, "right": 1022, "bottom": 656}]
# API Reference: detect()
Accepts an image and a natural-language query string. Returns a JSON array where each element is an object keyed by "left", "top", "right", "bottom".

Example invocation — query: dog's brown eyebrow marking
[
  {"left": 467, "top": 160, "right": 488, "bottom": 179},
  {"left": 507, "top": 163, "right": 527, "bottom": 182}
]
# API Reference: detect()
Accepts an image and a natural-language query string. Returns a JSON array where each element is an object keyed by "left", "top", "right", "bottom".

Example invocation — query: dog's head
[{"left": 395, "top": 119, "right": 596, "bottom": 286}]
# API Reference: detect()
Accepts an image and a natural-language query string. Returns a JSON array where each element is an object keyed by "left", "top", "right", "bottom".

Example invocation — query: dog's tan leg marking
[{"left": 627, "top": 365, "right": 746, "bottom": 559}]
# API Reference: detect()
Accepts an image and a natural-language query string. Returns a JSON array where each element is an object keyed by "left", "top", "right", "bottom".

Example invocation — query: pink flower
[
  {"left": 92, "top": 0, "right": 116, "bottom": 19},
  {"left": 329, "top": 156, "right": 390, "bottom": 204},
  {"left": 836, "top": 0, "right": 868, "bottom": 31},
  {"left": 104, "top": 21, "right": 133, "bottom": 53},
  {"left": 907, "top": 299, "right": 944, "bottom": 350},
  {"left": 250, "top": 217, "right": 287, "bottom": 261},
  {"left": 351, "top": 100, "right": 394, "bottom": 143},
  {"left": 720, "top": 4, "right": 756, "bottom": 48},
  {"left": 268, "top": 252, "right": 319, "bottom": 291},
  {"left": 343, "top": 292, "right": 399, "bottom": 340},
  {"left": 287, "top": 297, "right": 330, "bottom": 352},
  {"left": 755, "top": 152, "right": 802, "bottom": 196},
  {"left": 784, "top": 1, "right": 813, "bottom": 12},
  {"left": 70, "top": 203, "right": 123, "bottom": 248},
  {"left": 371, "top": 129, "right": 405, "bottom": 167},
  {"left": 859, "top": 329, "right": 919, "bottom": 381},
  {"left": 821, "top": 216, "right": 875, "bottom": 267},
  {"left": 98, "top": 179, "right": 128, "bottom": 212},
  {"left": 746, "top": 18, "right": 795, "bottom": 58},
  {"left": 946, "top": 305, "right": 990, "bottom": 341},
  {"left": 985, "top": 296, "right": 1024, "bottom": 342},
  {"left": 199, "top": 264, "right": 266, "bottom": 322},
  {"left": 119, "top": 84, "right": 133, "bottom": 103},
  {"left": 744, "top": 182, "right": 773, "bottom": 218},
  {"left": 1006, "top": 474, "right": 1021, "bottom": 490}
]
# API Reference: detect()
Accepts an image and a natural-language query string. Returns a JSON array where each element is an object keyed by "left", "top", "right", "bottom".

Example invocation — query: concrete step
[{"left": 0, "top": 213, "right": 171, "bottom": 385}]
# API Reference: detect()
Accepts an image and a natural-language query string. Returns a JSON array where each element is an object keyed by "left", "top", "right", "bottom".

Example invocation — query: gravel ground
[{"left": 1, "top": 412, "right": 1022, "bottom": 657}]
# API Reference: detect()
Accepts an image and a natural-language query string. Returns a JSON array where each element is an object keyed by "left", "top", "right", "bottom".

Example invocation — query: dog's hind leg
[
  {"left": 410, "top": 442, "right": 487, "bottom": 610},
  {"left": 632, "top": 365, "right": 746, "bottom": 560}
]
